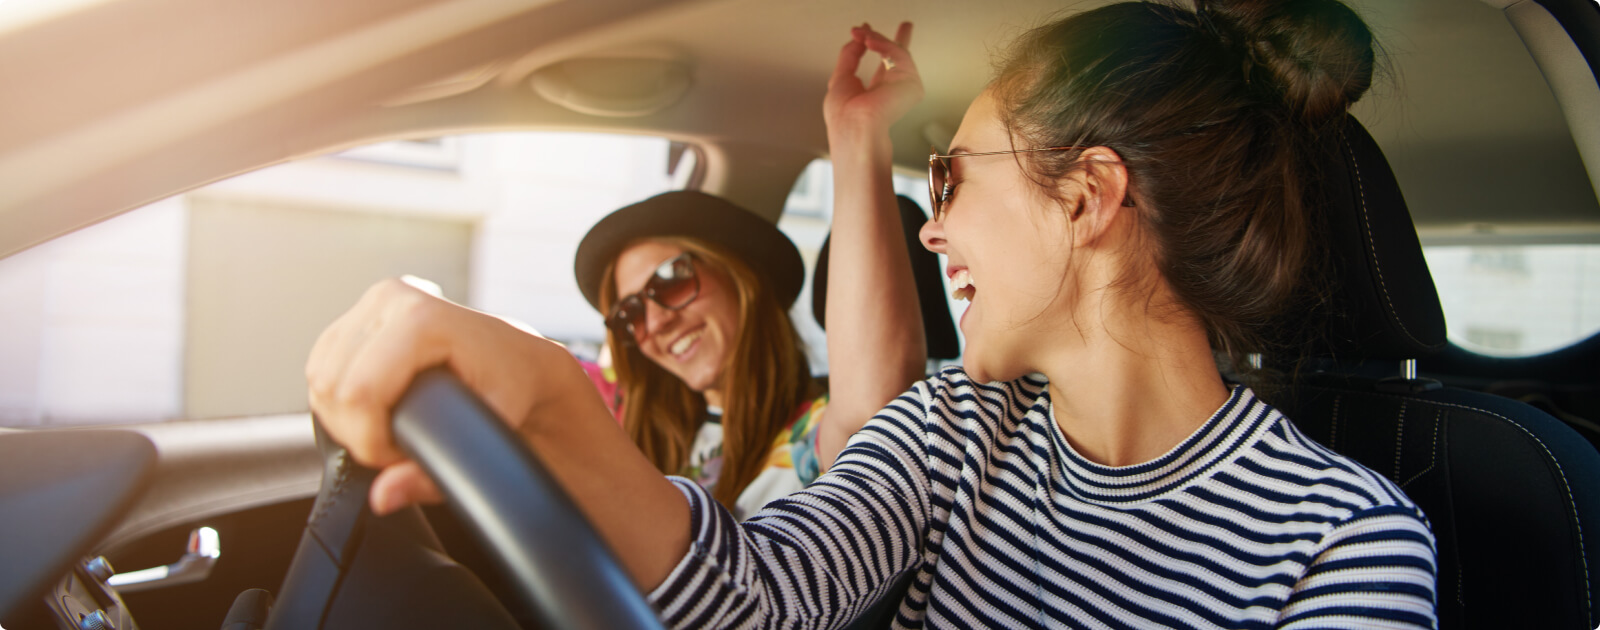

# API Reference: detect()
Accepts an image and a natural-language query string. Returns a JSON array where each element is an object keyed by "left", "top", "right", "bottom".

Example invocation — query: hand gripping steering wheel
[{"left": 264, "top": 367, "right": 664, "bottom": 630}]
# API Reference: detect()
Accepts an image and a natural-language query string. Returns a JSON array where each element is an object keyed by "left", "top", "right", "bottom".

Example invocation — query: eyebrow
[{"left": 947, "top": 145, "right": 971, "bottom": 155}]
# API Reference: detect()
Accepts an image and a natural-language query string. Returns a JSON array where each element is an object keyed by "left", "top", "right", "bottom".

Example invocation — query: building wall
[
  {"left": 0, "top": 199, "right": 186, "bottom": 425},
  {"left": 0, "top": 133, "right": 689, "bottom": 425},
  {"left": 184, "top": 197, "right": 473, "bottom": 419}
]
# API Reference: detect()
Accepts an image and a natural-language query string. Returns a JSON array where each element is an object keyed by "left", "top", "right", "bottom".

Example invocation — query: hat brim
[{"left": 574, "top": 190, "right": 805, "bottom": 314}]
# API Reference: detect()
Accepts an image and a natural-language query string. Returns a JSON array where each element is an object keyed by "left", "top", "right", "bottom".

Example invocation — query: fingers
[
  {"left": 306, "top": 279, "right": 446, "bottom": 469},
  {"left": 825, "top": 19, "right": 924, "bottom": 131},
  {"left": 858, "top": 22, "right": 910, "bottom": 60},
  {"left": 859, "top": 22, "right": 917, "bottom": 87},
  {"left": 304, "top": 277, "right": 570, "bottom": 517},
  {"left": 894, "top": 21, "right": 913, "bottom": 49},
  {"left": 829, "top": 30, "right": 868, "bottom": 93},
  {"left": 371, "top": 461, "right": 443, "bottom": 515}
]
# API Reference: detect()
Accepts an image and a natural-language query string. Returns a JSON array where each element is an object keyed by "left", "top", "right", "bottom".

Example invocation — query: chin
[
  {"left": 675, "top": 365, "right": 723, "bottom": 394},
  {"left": 965, "top": 366, "right": 1009, "bottom": 386},
  {"left": 960, "top": 351, "right": 997, "bottom": 385},
  {"left": 961, "top": 348, "right": 1026, "bottom": 386}
]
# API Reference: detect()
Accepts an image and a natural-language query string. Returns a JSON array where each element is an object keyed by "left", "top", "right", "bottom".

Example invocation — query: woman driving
[{"left": 307, "top": 2, "right": 1438, "bottom": 627}]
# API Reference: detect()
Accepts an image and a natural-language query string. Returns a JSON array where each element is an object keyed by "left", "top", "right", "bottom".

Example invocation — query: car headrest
[
  {"left": 1306, "top": 116, "right": 1448, "bottom": 360},
  {"left": 812, "top": 195, "right": 961, "bottom": 360}
]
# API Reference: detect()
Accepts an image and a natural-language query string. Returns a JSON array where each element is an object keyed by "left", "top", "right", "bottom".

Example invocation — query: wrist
[
  {"left": 826, "top": 127, "right": 893, "bottom": 166},
  {"left": 516, "top": 339, "right": 607, "bottom": 437}
]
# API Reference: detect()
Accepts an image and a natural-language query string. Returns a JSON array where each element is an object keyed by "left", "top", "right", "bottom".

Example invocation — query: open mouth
[
  {"left": 950, "top": 269, "right": 975, "bottom": 302},
  {"left": 668, "top": 327, "right": 705, "bottom": 357}
]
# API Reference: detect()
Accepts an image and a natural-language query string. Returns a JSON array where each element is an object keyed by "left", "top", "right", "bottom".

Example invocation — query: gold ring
[{"left": 882, "top": 57, "right": 896, "bottom": 71}]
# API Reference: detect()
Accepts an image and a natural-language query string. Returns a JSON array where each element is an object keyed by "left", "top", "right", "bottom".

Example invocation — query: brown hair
[
  {"left": 599, "top": 237, "right": 811, "bottom": 509},
  {"left": 990, "top": 0, "right": 1376, "bottom": 377}
]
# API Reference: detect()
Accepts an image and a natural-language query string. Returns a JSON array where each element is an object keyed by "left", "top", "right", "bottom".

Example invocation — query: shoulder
[
  {"left": 918, "top": 365, "right": 1049, "bottom": 405},
  {"left": 863, "top": 367, "right": 1051, "bottom": 445},
  {"left": 1249, "top": 403, "right": 1430, "bottom": 524},
  {"left": 905, "top": 366, "right": 1050, "bottom": 420}
]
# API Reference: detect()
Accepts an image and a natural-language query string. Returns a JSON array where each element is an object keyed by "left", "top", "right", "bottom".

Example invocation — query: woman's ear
[{"left": 1062, "top": 146, "right": 1130, "bottom": 248}]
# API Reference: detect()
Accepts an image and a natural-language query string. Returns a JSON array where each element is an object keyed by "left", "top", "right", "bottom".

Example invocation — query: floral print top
[
  {"left": 682, "top": 395, "right": 829, "bottom": 520},
  {"left": 578, "top": 357, "right": 828, "bottom": 520}
]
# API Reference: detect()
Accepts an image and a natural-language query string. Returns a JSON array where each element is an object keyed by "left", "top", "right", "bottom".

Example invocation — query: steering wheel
[{"left": 263, "top": 367, "right": 664, "bottom": 630}]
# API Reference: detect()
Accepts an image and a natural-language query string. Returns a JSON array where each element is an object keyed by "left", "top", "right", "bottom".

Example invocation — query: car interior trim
[
  {"left": 98, "top": 415, "right": 320, "bottom": 554},
  {"left": 1507, "top": 1, "right": 1600, "bottom": 195}
]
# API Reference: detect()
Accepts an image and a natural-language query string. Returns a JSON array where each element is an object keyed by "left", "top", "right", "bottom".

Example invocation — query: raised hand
[
  {"left": 824, "top": 22, "right": 922, "bottom": 137},
  {"left": 814, "top": 20, "right": 929, "bottom": 469}
]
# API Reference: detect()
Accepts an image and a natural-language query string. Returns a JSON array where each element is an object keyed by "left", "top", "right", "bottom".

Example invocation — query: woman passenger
[
  {"left": 570, "top": 23, "right": 929, "bottom": 519},
  {"left": 307, "top": 1, "right": 1439, "bottom": 627}
]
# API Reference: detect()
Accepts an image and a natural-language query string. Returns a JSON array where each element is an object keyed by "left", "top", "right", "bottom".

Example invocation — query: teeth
[
  {"left": 950, "top": 269, "right": 975, "bottom": 302},
  {"left": 670, "top": 329, "right": 702, "bottom": 355}
]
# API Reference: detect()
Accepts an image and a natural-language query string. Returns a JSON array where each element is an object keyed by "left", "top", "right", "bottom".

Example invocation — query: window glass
[
  {"left": 0, "top": 132, "right": 689, "bottom": 426},
  {"left": 779, "top": 158, "right": 963, "bottom": 375},
  {"left": 1422, "top": 243, "right": 1600, "bottom": 357}
]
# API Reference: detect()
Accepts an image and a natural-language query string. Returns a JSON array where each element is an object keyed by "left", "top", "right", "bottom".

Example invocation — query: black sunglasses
[{"left": 606, "top": 252, "right": 700, "bottom": 342}]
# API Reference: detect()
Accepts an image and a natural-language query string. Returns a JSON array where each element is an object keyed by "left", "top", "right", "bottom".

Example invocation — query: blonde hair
[{"left": 599, "top": 236, "right": 811, "bottom": 509}]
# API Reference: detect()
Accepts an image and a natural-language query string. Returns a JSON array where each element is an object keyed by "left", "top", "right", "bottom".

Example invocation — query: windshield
[{"left": 0, "top": 132, "right": 693, "bottom": 427}]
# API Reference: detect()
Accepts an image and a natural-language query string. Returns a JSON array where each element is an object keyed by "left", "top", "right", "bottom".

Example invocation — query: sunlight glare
[{"left": 0, "top": 0, "right": 117, "bottom": 35}]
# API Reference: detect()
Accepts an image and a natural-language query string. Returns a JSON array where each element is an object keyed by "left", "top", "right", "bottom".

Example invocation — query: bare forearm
[
  {"left": 819, "top": 127, "right": 927, "bottom": 466},
  {"left": 517, "top": 349, "right": 692, "bottom": 591}
]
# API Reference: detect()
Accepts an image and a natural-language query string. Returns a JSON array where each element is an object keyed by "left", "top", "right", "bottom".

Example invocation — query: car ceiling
[{"left": 0, "top": 0, "right": 1596, "bottom": 260}]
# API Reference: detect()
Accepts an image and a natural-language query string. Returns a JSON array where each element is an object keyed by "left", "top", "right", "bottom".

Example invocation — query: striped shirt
[{"left": 649, "top": 367, "right": 1438, "bottom": 629}]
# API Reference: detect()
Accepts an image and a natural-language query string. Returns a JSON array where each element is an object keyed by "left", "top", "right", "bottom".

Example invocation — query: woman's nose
[
  {"left": 919, "top": 216, "right": 947, "bottom": 254},
  {"left": 640, "top": 298, "right": 677, "bottom": 339}
]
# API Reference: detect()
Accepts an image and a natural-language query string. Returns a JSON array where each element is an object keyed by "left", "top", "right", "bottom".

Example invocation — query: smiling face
[
  {"left": 920, "top": 90, "right": 1083, "bottom": 384},
  {"left": 611, "top": 240, "right": 741, "bottom": 401}
]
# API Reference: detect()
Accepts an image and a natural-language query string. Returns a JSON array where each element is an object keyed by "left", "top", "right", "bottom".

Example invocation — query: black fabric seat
[
  {"left": 811, "top": 194, "right": 960, "bottom": 361},
  {"left": 1270, "top": 117, "right": 1600, "bottom": 630}
]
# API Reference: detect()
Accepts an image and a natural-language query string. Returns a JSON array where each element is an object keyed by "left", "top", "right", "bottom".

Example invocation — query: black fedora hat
[{"left": 574, "top": 190, "right": 805, "bottom": 313}]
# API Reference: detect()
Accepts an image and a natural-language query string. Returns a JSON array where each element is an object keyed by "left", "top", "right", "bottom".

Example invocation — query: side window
[
  {"left": 779, "top": 158, "right": 962, "bottom": 375},
  {"left": 0, "top": 132, "right": 694, "bottom": 426},
  {"left": 1423, "top": 242, "right": 1600, "bottom": 357}
]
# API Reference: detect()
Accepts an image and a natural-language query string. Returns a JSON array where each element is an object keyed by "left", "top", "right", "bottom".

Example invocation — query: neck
[
  {"left": 703, "top": 388, "right": 725, "bottom": 409},
  {"left": 1038, "top": 292, "right": 1229, "bottom": 468}
]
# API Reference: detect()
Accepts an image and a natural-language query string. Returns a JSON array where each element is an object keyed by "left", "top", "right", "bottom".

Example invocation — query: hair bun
[{"left": 1197, "top": 0, "right": 1375, "bottom": 121}]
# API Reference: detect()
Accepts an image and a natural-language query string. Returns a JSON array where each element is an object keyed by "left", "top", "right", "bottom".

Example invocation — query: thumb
[{"left": 369, "top": 460, "right": 444, "bottom": 515}]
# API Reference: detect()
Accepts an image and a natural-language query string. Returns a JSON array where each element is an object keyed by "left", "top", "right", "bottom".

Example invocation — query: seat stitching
[
  {"left": 1401, "top": 409, "right": 1440, "bottom": 487},
  {"left": 1342, "top": 133, "right": 1423, "bottom": 346},
  {"left": 1400, "top": 410, "right": 1454, "bottom": 604},
  {"left": 1394, "top": 402, "right": 1407, "bottom": 482},
  {"left": 312, "top": 451, "right": 351, "bottom": 526},
  {"left": 1432, "top": 399, "right": 1590, "bottom": 625},
  {"left": 1328, "top": 390, "right": 1592, "bottom": 626}
]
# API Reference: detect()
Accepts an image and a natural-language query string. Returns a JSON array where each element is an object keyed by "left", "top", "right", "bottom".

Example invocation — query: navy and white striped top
[{"left": 649, "top": 368, "right": 1438, "bottom": 629}]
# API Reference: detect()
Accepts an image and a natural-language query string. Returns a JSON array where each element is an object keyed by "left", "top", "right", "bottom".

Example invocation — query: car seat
[
  {"left": 811, "top": 194, "right": 956, "bottom": 630},
  {"left": 1268, "top": 116, "right": 1600, "bottom": 630},
  {"left": 811, "top": 194, "right": 961, "bottom": 362}
]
